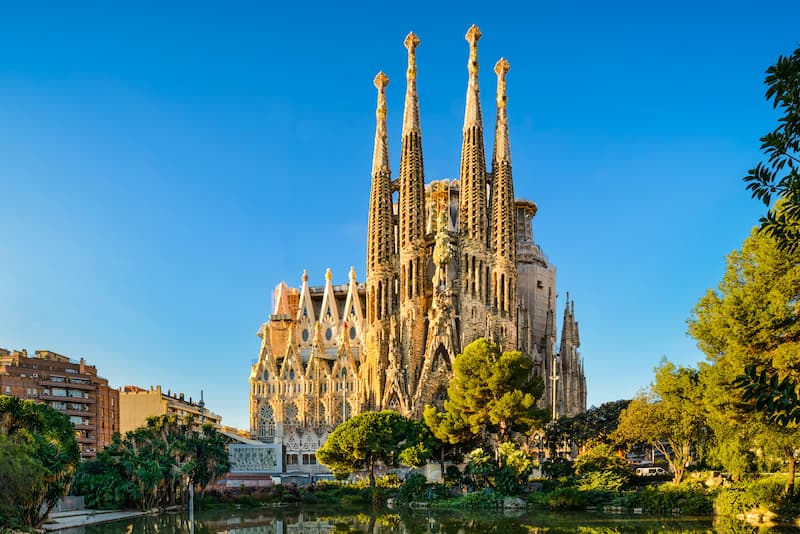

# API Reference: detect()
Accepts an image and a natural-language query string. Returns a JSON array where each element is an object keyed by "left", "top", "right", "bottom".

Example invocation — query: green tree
[
  {"left": 316, "top": 410, "right": 426, "bottom": 487},
  {"left": 572, "top": 443, "right": 631, "bottom": 491},
  {"left": 614, "top": 361, "right": 708, "bottom": 484},
  {"left": 743, "top": 44, "right": 800, "bottom": 253},
  {"left": 0, "top": 436, "right": 46, "bottom": 528},
  {"left": 0, "top": 395, "right": 80, "bottom": 529},
  {"left": 688, "top": 229, "right": 800, "bottom": 494},
  {"left": 424, "top": 338, "right": 545, "bottom": 457},
  {"left": 73, "top": 414, "right": 230, "bottom": 510},
  {"left": 544, "top": 400, "right": 630, "bottom": 455}
]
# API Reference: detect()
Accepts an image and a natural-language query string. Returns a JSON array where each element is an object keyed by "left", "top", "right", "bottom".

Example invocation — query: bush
[
  {"left": 398, "top": 473, "right": 428, "bottom": 504},
  {"left": 544, "top": 487, "right": 587, "bottom": 510},
  {"left": 432, "top": 488, "right": 504, "bottom": 509},
  {"left": 715, "top": 476, "right": 788, "bottom": 517},
  {"left": 543, "top": 457, "right": 574, "bottom": 479},
  {"left": 376, "top": 473, "right": 402, "bottom": 489}
]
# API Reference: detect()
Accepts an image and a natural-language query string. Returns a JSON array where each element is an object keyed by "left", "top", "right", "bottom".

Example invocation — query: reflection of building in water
[{"left": 249, "top": 25, "right": 588, "bottom": 474}]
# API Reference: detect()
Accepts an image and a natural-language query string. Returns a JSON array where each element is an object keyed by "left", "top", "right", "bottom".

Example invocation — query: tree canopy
[
  {"left": 73, "top": 414, "right": 229, "bottom": 510},
  {"left": 0, "top": 395, "right": 80, "bottom": 529},
  {"left": 689, "top": 229, "right": 800, "bottom": 493},
  {"left": 614, "top": 361, "right": 708, "bottom": 484},
  {"left": 316, "top": 410, "right": 431, "bottom": 486},
  {"left": 544, "top": 399, "right": 630, "bottom": 455},
  {"left": 424, "top": 338, "right": 545, "bottom": 457},
  {"left": 743, "top": 44, "right": 800, "bottom": 253}
]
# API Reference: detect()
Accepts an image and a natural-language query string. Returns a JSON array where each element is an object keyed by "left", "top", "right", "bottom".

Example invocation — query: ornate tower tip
[
  {"left": 302, "top": 269, "right": 308, "bottom": 283},
  {"left": 349, "top": 266, "right": 356, "bottom": 280},
  {"left": 465, "top": 24, "right": 482, "bottom": 45},
  {"left": 404, "top": 32, "right": 420, "bottom": 51},
  {"left": 494, "top": 57, "right": 510, "bottom": 76},
  {"left": 374, "top": 71, "right": 389, "bottom": 90},
  {"left": 325, "top": 268, "right": 332, "bottom": 282}
]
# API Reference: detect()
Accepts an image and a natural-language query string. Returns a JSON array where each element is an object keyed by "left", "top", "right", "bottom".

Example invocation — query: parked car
[{"left": 635, "top": 466, "right": 667, "bottom": 477}]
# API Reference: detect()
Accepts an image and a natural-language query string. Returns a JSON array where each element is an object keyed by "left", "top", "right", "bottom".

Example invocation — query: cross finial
[
  {"left": 325, "top": 268, "right": 332, "bottom": 282},
  {"left": 466, "top": 24, "right": 481, "bottom": 75}
]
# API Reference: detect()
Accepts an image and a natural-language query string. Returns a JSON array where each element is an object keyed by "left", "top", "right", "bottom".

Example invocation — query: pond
[{"left": 57, "top": 506, "right": 787, "bottom": 533}]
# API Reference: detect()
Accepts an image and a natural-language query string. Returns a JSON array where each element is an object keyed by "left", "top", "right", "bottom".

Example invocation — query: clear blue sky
[{"left": 1, "top": 1, "right": 797, "bottom": 430}]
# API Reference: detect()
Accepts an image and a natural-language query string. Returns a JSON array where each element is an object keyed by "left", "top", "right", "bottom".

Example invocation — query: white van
[{"left": 635, "top": 466, "right": 667, "bottom": 477}]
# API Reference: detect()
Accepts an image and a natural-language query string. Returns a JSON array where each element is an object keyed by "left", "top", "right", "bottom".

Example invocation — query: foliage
[
  {"left": 544, "top": 400, "right": 631, "bottom": 454},
  {"left": 316, "top": 410, "right": 429, "bottom": 486},
  {"left": 0, "top": 395, "right": 80, "bottom": 529},
  {"left": 397, "top": 473, "right": 429, "bottom": 504},
  {"left": 424, "top": 338, "right": 546, "bottom": 457},
  {"left": 743, "top": 44, "right": 800, "bottom": 253},
  {"left": 688, "top": 230, "right": 800, "bottom": 494},
  {"left": 0, "top": 436, "right": 46, "bottom": 529},
  {"left": 534, "top": 486, "right": 587, "bottom": 510},
  {"left": 734, "top": 366, "right": 800, "bottom": 425},
  {"left": 431, "top": 489, "right": 505, "bottom": 509},
  {"left": 572, "top": 444, "right": 631, "bottom": 491},
  {"left": 542, "top": 457, "right": 574, "bottom": 480},
  {"left": 714, "top": 475, "right": 790, "bottom": 517},
  {"left": 73, "top": 415, "right": 230, "bottom": 510},
  {"left": 614, "top": 361, "right": 708, "bottom": 484}
]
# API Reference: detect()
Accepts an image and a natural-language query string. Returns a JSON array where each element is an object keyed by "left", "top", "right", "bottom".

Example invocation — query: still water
[{"left": 57, "top": 506, "right": 796, "bottom": 534}]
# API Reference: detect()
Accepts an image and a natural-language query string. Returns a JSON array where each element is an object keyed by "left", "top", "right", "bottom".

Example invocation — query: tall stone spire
[
  {"left": 399, "top": 31, "right": 426, "bottom": 256},
  {"left": 458, "top": 24, "right": 489, "bottom": 344},
  {"left": 372, "top": 72, "right": 390, "bottom": 176},
  {"left": 398, "top": 31, "right": 428, "bottom": 401},
  {"left": 458, "top": 24, "right": 488, "bottom": 247},
  {"left": 402, "top": 32, "right": 421, "bottom": 136},
  {"left": 366, "top": 71, "right": 395, "bottom": 325},
  {"left": 490, "top": 57, "right": 517, "bottom": 324},
  {"left": 492, "top": 58, "right": 511, "bottom": 165}
]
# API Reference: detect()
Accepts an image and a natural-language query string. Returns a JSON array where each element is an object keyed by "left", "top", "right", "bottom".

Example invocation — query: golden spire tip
[
  {"left": 494, "top": 57, "right": 510, "bottom": 77},
  {"left": 374, "top": 71, "right": 389, "bottom": 90},
  {"left": 404, "top": 32, "right": 420, "bottom": 52},
  {"left": 465, "top": 24, "right": 482, "bottom": 46}
]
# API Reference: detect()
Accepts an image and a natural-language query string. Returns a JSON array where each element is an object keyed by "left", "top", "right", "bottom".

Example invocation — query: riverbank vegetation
[
  {"left": 72, "top": 414, "right": 229, "bottom": 510},
  {"left": 0, "top": 396, "right": 80, "bottom": 530}
]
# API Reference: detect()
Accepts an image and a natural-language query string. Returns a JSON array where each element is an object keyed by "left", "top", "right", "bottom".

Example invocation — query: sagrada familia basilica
[{"left": 249, "top": 26, "right": 586, "bottom": 468}]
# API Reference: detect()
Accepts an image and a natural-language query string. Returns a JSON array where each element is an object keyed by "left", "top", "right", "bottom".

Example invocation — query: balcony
[
  {"left": 39, "top": 394, "right": 95, "bottom": 404},
  {"left": 39, "top": 380, "right": 96, "bottom": 391},
  {"left": 74, "top": 424, "right": 96, "bottom": 431}
]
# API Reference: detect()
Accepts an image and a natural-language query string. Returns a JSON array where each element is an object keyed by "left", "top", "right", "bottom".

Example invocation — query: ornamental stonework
[{"left": 249, "top": 26, "right": 587, "bottom": 471}]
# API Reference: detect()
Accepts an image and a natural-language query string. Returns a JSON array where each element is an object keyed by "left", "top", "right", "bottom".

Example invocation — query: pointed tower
[
  {"left": 558, "top": 295, "right": 586, "bottom": 417},
  {"left": 364, "top": 71, "right": 396, "bottom": 410},
  {"left": 489, "top": 57, "right": 518, "bottom": 350},
  {"left": 457, "top": 24, "right": 490, "bottom": 347},
  {"left": 397, "top": 32, "right": 428, "bottom": 399}
]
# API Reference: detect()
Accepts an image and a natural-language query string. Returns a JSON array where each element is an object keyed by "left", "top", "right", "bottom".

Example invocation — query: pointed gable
[
  {"left": 296, "top": 270, "right": 316, "bottom": 349},
  {"left": 342, "top": 266, "right": 365, "bottom": 349},
  {"left": 318, "top": 268, "right": 340, "bottom": 348}
]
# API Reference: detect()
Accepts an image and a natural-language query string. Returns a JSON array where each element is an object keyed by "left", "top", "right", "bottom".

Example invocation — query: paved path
[{"left": 44, "top": 509, "right": 152, "bottom": 531}]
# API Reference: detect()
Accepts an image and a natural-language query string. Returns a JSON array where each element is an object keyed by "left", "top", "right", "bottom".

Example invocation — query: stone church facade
[{"left": 249, "top": 26, "right": 586, "bottom": 470}]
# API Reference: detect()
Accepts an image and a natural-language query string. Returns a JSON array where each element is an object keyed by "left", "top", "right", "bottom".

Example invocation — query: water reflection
[{"left": 62, "top": 507, "right": 754, "bottom": 534}]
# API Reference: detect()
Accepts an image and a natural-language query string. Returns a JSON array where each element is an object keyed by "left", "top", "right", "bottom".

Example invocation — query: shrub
[
  {"left": 398, "top": 473, "right": 428, "bottom": 504},
  {"left": 376, "top": 473, "right": 403, "bottom": 489},
  {"left": 543, "top": 457, "right": 574, "bottom": 479},
  {"left": 715, "top": 476, "right": 787, "bottom": 517},
  {"left": 545, "top": 487, "right": 587, "bottom": 510}
]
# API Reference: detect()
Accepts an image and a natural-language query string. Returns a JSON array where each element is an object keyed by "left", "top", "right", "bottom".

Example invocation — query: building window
[
  {"left": 287, "top": 454, "right": 299, "bottom": 465},
  {"left": 52, "top": 388, "right": 67, "bottom": 397}
]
